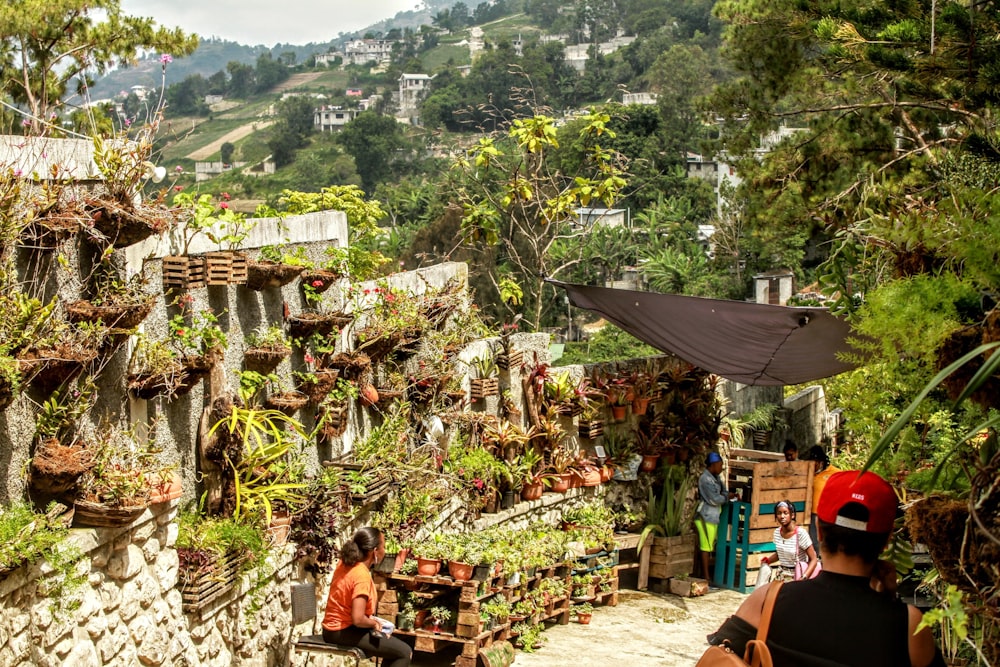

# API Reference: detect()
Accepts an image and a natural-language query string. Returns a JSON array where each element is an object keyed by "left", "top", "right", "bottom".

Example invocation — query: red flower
[
  {"left": 311, "top": 280, "right": 323, "bottom": 287},
  {"left": 175, "top": 328, "right": 186, "bottom": 337},
  {"left": 219, "top": 202, "right": 229, "bottom": 209},
  {"left": 174, "top": 185, "right": 184, "bottom": 192},
  {"left": 220, "top": 192, "right": 231, "bottom": 200},
  {"left": 304, "top": 353, "right": 315, "bottom": 364}
]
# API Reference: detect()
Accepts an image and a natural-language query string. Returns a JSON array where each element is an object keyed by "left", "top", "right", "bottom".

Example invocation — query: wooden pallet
[
  {"left": 178, "top": 551, "right": 244, "bottom": 612},
  {"left": 715, "top": 456, "right": 814, "bottom": 592},
  {"left": 648, "top": 533, "right": 696, "bottom": 579}
]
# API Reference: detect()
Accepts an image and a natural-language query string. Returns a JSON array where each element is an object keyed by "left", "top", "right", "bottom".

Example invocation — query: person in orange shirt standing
[
  {"left": 322, "top": 527, "right": 412, "bottom": 666},
  {"left": 804, "top": 445, "right": 840, "bottom": 548}
]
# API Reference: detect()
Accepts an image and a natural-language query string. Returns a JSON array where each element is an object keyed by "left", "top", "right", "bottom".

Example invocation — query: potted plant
[
  {"left": 427, "top": 605, "right": 453, "bottom": 633},
  {"left": 243, "top": 324, "right": 291, "bottom": 374},
  {"left": 637, "top": 465, "right": 697, "bottom": 580},
  {"left": 411, "top": 537, "right": 446, "bottom": 576},
  {"left": 65, "top": 263, "right": 154, "bottom": 331},
  {"left": 629, "top": 370, "right": 656, "bottom": 416},
  {"left": 243, "top": 245, "right": 309, "bottom": 290},
  {"left": 396, "top": 598, "right": 417, "bottom": 632},
  {"left": 634, "top": 424, "right": 664, "bottom": 472},
  {"left": 73, "top": 424, "right": 161, "bottom": 527},
  {"left": 469, "top": 353, "right": 500, "bottom": 400},
  {"left": 548, "top": 446, "right": 575, "bottom": 493},
  {"left": 573, "top": 601, "right": 594, "bottom": 624},
  {"left": 605, "top": 379, "right": 631, "bottom": 420},
  {"left": 542, "top": 370, "right": 579, "bottom": 415}
]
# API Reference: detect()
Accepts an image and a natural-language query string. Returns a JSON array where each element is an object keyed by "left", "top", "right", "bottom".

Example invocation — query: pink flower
[
  {"left": 160, "top": 54, "right": 173, "bottom": 64},
  {"left": 21, "top": 119, "right": 31, "bottom": 127},
  {"left": 311, "top": 280, "right": 323, "bottom": 288},
  {"left": 124, "top": 118, "right": 132, "bottom": 127},
  {"left": 175, "top": 165, "right": 183, "bottom": 173},
  {"left": 175, "top": 328, "right": 186, "bottom": 337},
  {"left": 221, "top": 192, "right": 231, "bottom": 200},
  {"left": 219, "top": 202, "right": 229, "bottom": 209},
  {"left": 304, "top": 354, "right": 315, "bottom": 364},
  {"left": 174, "top": 185, "right": 184, "bottom": 192},
  {"left": 473, "top": 478, "right": 485, "bottom": 491}
]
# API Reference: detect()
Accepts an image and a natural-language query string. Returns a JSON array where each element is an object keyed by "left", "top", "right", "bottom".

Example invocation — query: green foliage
[
  {"left": 560, "top": 324, "right": 659, "bottom": 366},
  {"left": 3, "top": 0, "right": 197, "bottom": 125},
  {"left": 639, "top": 464, "right": 694, "bottom": 545}
]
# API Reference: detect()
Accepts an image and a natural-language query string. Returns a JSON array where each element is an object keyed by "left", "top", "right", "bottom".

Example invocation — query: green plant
[
  {"left": 168, "top": 303, "right": 227, "bottom": 356},
  {"left": 77, "top": 423, "right": 164, "bottom": 507},
  {"left": 325, "top": 378, "right": 359, "bottom": 405},
  {"left": 259, "top": 245, "right": 314, "bottom": 267},
  {"left": 513, "top": 622, "right": 546, "bottom": 652},
  {"left": 239, "top": 370, "right": 282, "bottom": 403},
  {"left": 469, "top": 353, "right": 498, "bottom": 379},
  {"left": 543, "top": 370, "right": 577, "bottom": 406},
  {"left": 601, "top": 428, "right": 637, "bottom": 464},
  {"left": 399, "top": 559, "right": 418, "bottom": 575},
  {"left": 638, "top": 465, "right": 694, "bottom": 548},
  {"left": 428, "top": 605, "right": 452, "bottom": 627},
  {"left": 562, "top": 501, "right": 616, "bottom": 529},
  {"left": 208, "top": 403, "right": 308, "bottom": 526},
  {"left": 173, "top": 191, "right": 257, "bottom": 252},
  {"left": 34, "top": 380, "right": 96, "bottom": 441},
  {"left": 481, "top": 597, "right": 511, "bottom": 623},
  {"left": 573, "top": 602, "right": 594, "bottom": 616},
  {"left": 245, "top": 324, "right": 289, "bottom": 350}
]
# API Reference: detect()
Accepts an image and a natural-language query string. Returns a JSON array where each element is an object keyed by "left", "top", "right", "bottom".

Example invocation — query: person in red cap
[{"left": 707, "top": 470, "right": 942, "bottom": 666}]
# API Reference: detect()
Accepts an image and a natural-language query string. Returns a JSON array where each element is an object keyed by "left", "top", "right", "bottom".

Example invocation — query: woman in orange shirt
[{"left": 322, "top": 527, "right": 412, "bottom": 666}]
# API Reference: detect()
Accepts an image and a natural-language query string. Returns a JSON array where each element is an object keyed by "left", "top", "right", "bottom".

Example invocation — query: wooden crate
[
  {"left": 162, "top": 255, "right": 206, "bottom": 290},
  {"left": 229, "top": 252, "right": 248, "bottom": 284},
  {"left": 714, "top": 456, "right": 813, "bottom": 592},
  {"left": 648, "top": 533, "right": 696, "bottom": 580},
  {"left": 470, "top": 377, "right": 500, "bottom": 399},
  {"left": 178, "top": 550, "right": 244, "bottom": 612},
  {"left": 204, "top": 251, "right": 233, "bottom": 286}
]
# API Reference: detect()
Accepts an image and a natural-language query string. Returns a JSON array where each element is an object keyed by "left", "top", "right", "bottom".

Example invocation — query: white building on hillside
[
  {"left": 344, "top": 39, "right": 396, "bottom": 66},
  {"left": 398, "top": 73, "right": 431, "bottom": 123},
  {"left": 314, "top": 106, "right": 357, "bottom": 132}
]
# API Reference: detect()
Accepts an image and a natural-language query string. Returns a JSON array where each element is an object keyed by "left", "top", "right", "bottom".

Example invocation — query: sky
[{"left": 121, "top": 0, "right": 423, "bottom": 46}]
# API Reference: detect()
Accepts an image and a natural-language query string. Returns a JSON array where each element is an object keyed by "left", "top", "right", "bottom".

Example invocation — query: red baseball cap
[{"left": 816, "top": 471, "right": 897, "bottom": 533}]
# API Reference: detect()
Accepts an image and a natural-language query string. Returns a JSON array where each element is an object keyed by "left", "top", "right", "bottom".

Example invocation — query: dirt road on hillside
[
  {"left": 410, "top": 587, "right": 746, "bottom": 667},
  {"left": 186, "top": 121, "right": 273, "bottom": 160}
]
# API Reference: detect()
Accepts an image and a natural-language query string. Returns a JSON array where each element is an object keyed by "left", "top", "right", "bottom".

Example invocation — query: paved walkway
[{"left": 410, "top": 587, "right": 747, "bottom": 667}]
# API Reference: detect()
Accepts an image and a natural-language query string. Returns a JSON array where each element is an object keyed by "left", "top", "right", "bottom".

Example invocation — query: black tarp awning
[{"left": 550, "top": 280, "right": 863, "bottom": 386}]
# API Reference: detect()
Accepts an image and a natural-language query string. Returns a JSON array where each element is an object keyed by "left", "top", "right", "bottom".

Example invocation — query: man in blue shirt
[{"left": 695, "top": 451, "right": 735, "bottom": 586}]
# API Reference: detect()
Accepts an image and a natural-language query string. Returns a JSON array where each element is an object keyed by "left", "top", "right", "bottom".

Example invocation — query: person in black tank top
[{"left": 707, "top": 471, "right": 942, "bottom": 667}]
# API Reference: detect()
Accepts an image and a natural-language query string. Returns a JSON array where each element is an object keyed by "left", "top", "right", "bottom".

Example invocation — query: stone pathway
[{"left": 410, "top": 587, "right": 747, "bottom": 667}]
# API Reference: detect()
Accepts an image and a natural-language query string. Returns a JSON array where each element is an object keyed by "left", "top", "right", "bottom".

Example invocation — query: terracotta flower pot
[
  {"left": 416, "top": 557, "right": 441, "bottom": 577},
  {"left": 521, "top": 482, "right": 544, "bottom": 501},
  {"left": 550, "top": 473, "right": 572, "bottom": 493},
  {"left": 149, "top": 471, "right": 182, "bottom": 504},
  {"left": 448, "top": 560, "right": 474, "bottom": 582},
  {"left": 359, "top": 383, "right": 379, "bottom": 407},
  {"left": 631, "top": 397, "right": 650, "bottom": 415},
  {"left": 639, "top": 454, "right": 659, "bottom": 472},
  {"left": 577, "top": 612, "right": 593, "bottom": 624},
  {"left": 610, "top": 405, "right": 627, "bottom": 421}
]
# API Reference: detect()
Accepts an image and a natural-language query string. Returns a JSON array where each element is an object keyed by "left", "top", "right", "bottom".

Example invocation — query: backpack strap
[
  {"left": 756, "top": 581, "right": 783, "bottom": 642},
  {"left": 742, "top": 581, "right": 783, "bottom": 667}
]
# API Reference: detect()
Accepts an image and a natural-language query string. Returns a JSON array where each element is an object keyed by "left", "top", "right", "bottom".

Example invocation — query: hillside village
[{"left": 2, "top": 1, "right": 1000, "bottom": 666}]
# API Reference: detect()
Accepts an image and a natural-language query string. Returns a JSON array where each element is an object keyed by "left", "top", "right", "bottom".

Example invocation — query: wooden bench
[{"left": 291, "top": 582, "right": 377, "bottom": 666}]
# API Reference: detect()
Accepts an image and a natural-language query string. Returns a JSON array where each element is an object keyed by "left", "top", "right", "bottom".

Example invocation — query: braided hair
[{"left": 341, "top": 527, "right": 382, "bottom": 566}]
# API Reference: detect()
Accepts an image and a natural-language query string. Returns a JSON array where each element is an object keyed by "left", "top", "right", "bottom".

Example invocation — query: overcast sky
[{"left": 121, "top": 0, "right": 421, "bottom": 46}]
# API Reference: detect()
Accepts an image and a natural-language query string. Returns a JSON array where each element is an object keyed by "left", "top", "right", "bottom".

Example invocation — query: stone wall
[{"left": 0, "top": 500, "right": 302, "bottom": 667}]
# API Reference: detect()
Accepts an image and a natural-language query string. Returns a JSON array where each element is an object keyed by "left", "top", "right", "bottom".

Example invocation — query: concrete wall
[{"left": 784, "top": 385, "right": 827, "bottom": 451}]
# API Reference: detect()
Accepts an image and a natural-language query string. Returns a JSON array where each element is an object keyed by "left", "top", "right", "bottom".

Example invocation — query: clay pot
[
  {"left": 550, "top": 473, "right": 572, "bottom": 493},
  {"left": 521, "top": 482, "right": 544, "bottom": 501},
  {"left": 631, "top": 397, "right": 650, "bottom": 415},
  {"left": 149, "top": 471, "right": 182, "bottom": 504},
  {"left": 639, "top": 454, "right": 659, "bottom": 472},
  {"left": 577, "top": 612, "right": 593, "bottom": 624},
  {"left": 610, "top": 405, "right": 627, "bottom": 421},
  {"left": 416, "top": 557, "right": 441, "bottom": 577},
  {"left": 448, "top": 560, "right": 474, "bottom": 582}
]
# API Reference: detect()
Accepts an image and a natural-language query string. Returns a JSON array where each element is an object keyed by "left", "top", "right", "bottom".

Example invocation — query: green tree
[
  {"left": 1, "top": 0, "right": 196, "bottom": 130},
  {"left": 454, "top": 110, "right": 628, "bottom": 329},
  {"left": 712, "top": 1, "right": 1000, "bottom": 652},
  {"left": 226, "top": 61, "right": 255, "bottom": 98},
  {"left": 338, "top": 112, "right": 407, "bottom": 193}
]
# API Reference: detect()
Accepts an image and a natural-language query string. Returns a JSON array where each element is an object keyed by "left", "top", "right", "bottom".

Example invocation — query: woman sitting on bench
[{"left": 322, "top": 527, "right": 412, "bottom": 667}]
